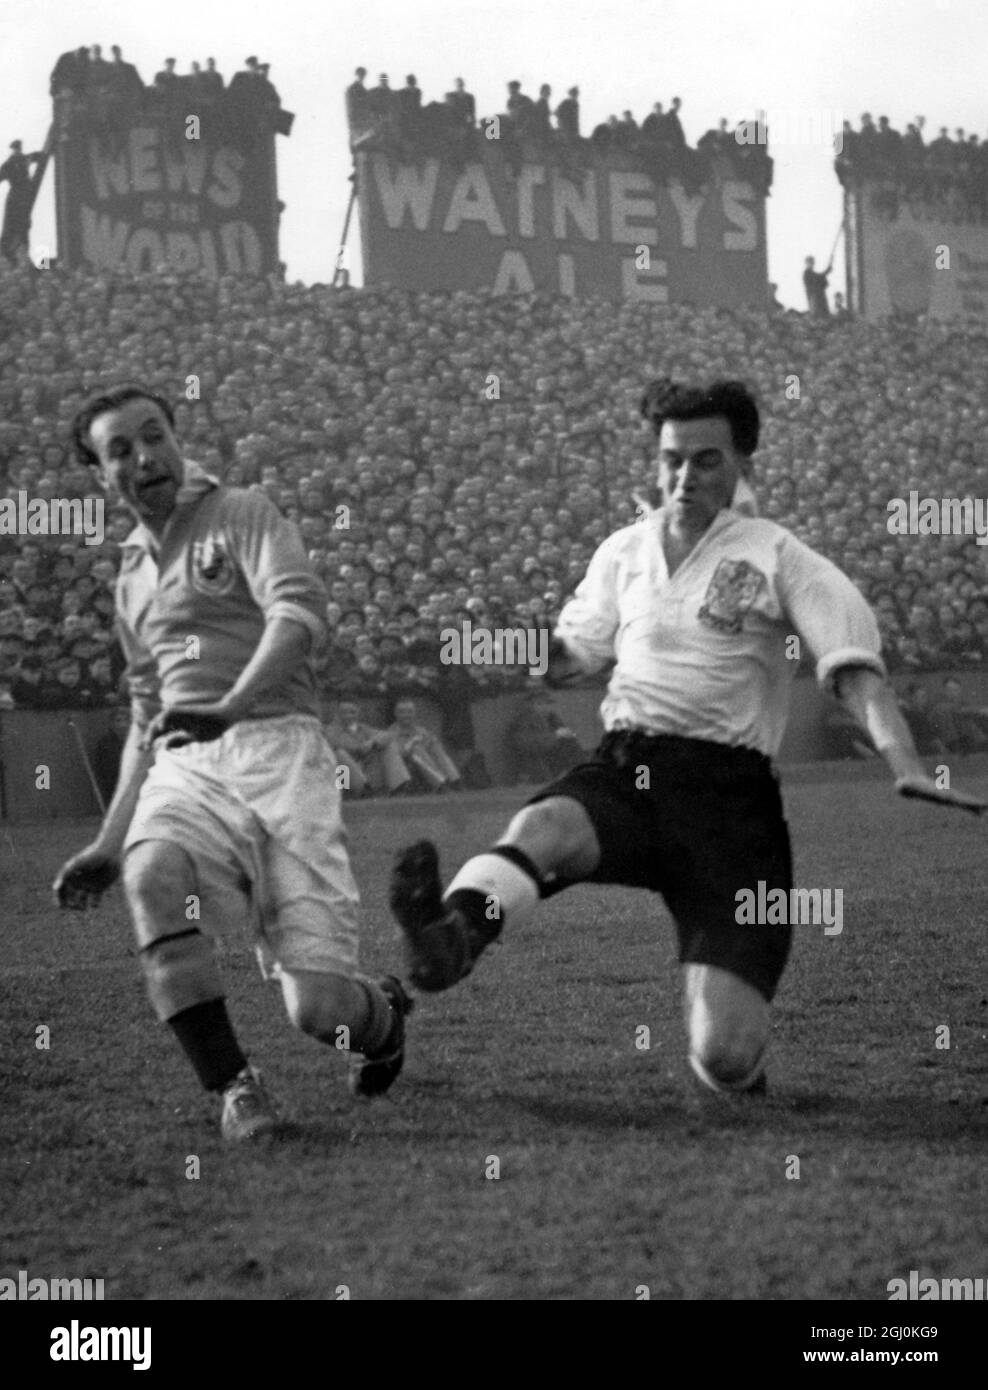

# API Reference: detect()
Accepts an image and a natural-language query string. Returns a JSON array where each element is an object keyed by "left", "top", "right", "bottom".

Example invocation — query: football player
[
  {"left": 54, "top": 383, "right": 411, "bottom": 1140},
  {"left": 390, "top": 378, "right": 984, "bottom": 1096}
]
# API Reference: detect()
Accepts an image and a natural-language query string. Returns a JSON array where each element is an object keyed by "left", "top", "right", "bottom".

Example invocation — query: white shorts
[{"left": 125, "top": 714, "right": 359, "bottom": 980}]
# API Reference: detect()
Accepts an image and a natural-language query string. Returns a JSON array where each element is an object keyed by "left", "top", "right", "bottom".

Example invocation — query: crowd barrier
[{"left": 1, "top": 671, "right": 984, "bottom": 823}]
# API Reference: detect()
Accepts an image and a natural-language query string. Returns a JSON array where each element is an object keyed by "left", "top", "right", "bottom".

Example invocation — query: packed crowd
[
  {"left": 834, "top": 113, "right": 988, "bottom": 221},
  {"left": 0, "top": 261, "right": 987, "bottom": 733},
  {"left": 345, "top": 69, "right": 772, "bottom": 192}
]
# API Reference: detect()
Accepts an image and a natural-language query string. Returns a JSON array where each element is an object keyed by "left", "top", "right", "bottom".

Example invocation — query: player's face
[
  {"left": 87, "top": 399, "right": 184, "bottom": 533},
  {"left": 656, "top": 417, "right": 741, "bottom": 536}
]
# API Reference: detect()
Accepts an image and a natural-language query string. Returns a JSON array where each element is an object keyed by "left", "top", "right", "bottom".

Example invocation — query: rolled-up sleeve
[
  {"left": 554, "top": 534, "right": 621, "bottom": 674},
  {"left": 777, "top": 533, "right": 886, "bottom": 690},
  {"left": 226, "top": 490, "right": 327, "bottom": 648}
]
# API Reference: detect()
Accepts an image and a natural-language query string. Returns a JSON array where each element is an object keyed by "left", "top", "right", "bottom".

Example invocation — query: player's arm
[
  {"left": 92, "top": 719, "right": 154, "bottom": 855},
  {"left": 779, "top": 536, "right": 985, "bottom": 815},
  {"left": 54, "top": 618, "right": 159, "bottom": 908},
  {"left": 835, "top": 665, "right": 983, "bottom": 811},
  {"left": 544, "top": 535, "right": 621, "bottom": 688},
  {"left": 212, "top": 614, "right": 312, "bottom": 720}
]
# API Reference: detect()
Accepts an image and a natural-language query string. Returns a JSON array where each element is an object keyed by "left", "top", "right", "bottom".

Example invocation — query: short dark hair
[
  {"left": 71, "top": 383, "right": 175, "bottom": 469},
  {"left": 639, "top": 378, "right": 760, "bottom": 456}
]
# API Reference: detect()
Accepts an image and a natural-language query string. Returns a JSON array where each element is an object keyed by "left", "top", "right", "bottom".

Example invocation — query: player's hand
[
  {"left": 895, "top": 774, "right": 986, "bottom": 815},
  {"left": 53, "top": 846, "right": 121, "bottom": 910}
]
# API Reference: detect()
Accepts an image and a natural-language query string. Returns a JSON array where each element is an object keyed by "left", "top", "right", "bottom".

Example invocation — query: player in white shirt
[{"left": 390, "top": 379, "right": 984, "bottom": 1096}]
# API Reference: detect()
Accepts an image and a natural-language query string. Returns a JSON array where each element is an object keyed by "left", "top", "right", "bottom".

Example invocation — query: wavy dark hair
[
  {"left": 71, "top": 382, "right": 176, "bottom": 468},
  {"left": 639, "top": 378, "right": 760, "bottom": 456}
]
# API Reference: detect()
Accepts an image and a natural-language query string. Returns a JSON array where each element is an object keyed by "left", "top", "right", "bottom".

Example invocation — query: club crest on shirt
[
  {"left": 698, "top": 559, "right": 765, "bottom": 633},
  {"left": 191, "top": 534, "right": 236, "bottom": 596}
]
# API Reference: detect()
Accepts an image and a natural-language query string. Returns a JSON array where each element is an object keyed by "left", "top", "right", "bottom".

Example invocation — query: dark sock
[
  {"left": 168, "top": 999, "right": 248, "bottom": 1092},
  {"left": 355, "top": 980, "right": 396, "bottom": 1057}
]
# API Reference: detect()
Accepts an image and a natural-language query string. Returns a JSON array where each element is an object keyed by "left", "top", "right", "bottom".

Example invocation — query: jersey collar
[{"left": 119, "top": 460, "right": 220, "bottom": 554}]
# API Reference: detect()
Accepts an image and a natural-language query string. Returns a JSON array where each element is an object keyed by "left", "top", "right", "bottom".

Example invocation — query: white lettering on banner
[
  {"left": 371, "top": 157, "right": 441, "bottom": 230},
  {"left": 551, "top": 171, "right": 599, "bottom": 241},
  {"left": 81, "top": 207, "right": 262, "bottom": 275},
  {"left": 367, "top": 153, "right": 759, "bottom": 253},
  {"left": 88, "top": 131, "right": 242, "bottom": 205},
  {"left": 722, "top": 181, "right": 759, "bottom": 250},
  {"left": 442, "top": 164, "right": 507, "bottom": 235},
  {"left": 609, "top": 172, "right": 659, "bottom": 244}
]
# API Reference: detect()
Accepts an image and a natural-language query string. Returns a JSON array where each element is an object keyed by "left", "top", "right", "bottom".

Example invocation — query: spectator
[
  {"left": 50, "top": 47, "right": 90, "bottom": 98},
  {"left": 257, "top": 62, "right": 280, "bottom": 111},
  {"left": 397, "top": 75, "right": 422, "bottom": 124},
  {"left": 366, "top": 73, "right": 395, "bottom": 122},
  {"left": 660, "top": 96, "right": 686, "bottom": 149},
  {"left": 533, "top": 84, "right": 553, "bottom": 143},
  {"left": 202, "top": 57, "right": 225, "bottom": 95},
  {"left": 505, "top": 80, "right": 535, "bottom": 136},
  {"left": 0, "top": 140, "right": 44, "bottom": 263},
  {"left": 108, "top": 46, "right": 144, "bottom": 107},
  {"left": 152, "top": 57, "right": 179, "bottom": 91},
  {"left": 640, "top": 101, "right": 664, "bottom": 145},
  {"left": 323, "top": 699, "right": 412, "bottom": 795},
  {"left": 388, "top": 698, "right": 461, "bottom": 791},
  {"left": 931, "top": 676, "right": 988, "bottom": 753},
  {"left": 444, "top": 76, "right": 475, "bottom": 129},
  {"left": 899, "top": 682, "right": 948, "bottom": 756},
  {"left": 346, "top": 66, "right": 369, "bottom": 127},
  {"left": 555, "top": 86, "right": 580, "bottom": 140},
  {"left": 803, "top": 255, "right": 832, "bottom": 317},
  {"left": 89, "top": 44, "right": 113, "bottom": 90},
  {"left": 9, "top": 653, "right": 45, "bottom": 708},
  {"left": 504, "top": 684, "right": 585, "bottom": 781}
]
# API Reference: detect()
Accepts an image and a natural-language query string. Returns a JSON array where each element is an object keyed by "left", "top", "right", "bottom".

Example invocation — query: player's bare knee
[
  {"left": 123, "top": 841, "right": 195, "bottom": 913},
  {"left": 503, "top": 797, "right": 598, "bottom": 878},
  {"left": 690, "top": 1007, "right": 768, "bottom": 1084},
  {"left": 692, "top": 1033, "right": 764, "bottom": 1085}
]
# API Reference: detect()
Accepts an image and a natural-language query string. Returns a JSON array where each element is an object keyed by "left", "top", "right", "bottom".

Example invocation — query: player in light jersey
[
  {"left": 53, "top": 384, "right": 411, "bottom": 1140},
  {"left": 389, "top": 379, "right": 984, "bottom": 1096}
]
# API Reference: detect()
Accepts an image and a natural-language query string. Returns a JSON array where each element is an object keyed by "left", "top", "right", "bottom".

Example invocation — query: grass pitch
[{"left": 3, "top": 765, "right": 988, "bottom": 1301}]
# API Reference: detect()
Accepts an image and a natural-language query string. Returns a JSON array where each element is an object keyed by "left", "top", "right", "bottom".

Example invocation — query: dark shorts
[{"left": 527, "top": 730, "right": 793, "bottom": 1001}]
